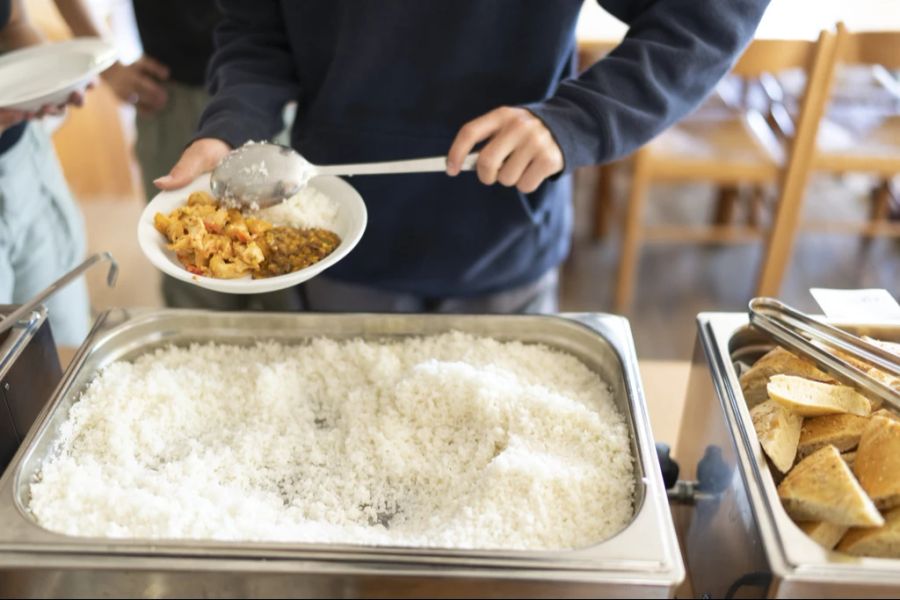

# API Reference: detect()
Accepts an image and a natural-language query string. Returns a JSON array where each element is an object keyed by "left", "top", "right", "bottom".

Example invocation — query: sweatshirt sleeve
[
  {"left": 525, "top": 0, "right": 770, "bottom": 172},
  {"left": 195, "top": 0, "right": 300, "bottom": 148}
]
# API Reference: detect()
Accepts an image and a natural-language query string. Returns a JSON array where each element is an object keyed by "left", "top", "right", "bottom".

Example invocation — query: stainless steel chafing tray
[
  {"left": 679, "top": 312, "right": 900, "bottom": 599},
  {"left": 0, "top": 308, "right": 683, "bottom": 599}
]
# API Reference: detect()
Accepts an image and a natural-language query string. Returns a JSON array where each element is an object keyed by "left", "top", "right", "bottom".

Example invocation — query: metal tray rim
[
  {"left": 697, "top": 311, "right": 900, "bottom": 582},
  {"left": 0, "top": 309, "right": 682, "bottom": 583}
]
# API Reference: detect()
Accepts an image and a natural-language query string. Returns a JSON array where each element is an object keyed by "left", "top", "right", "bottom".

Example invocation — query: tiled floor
[{"left": 79, "top": 169, "right": 898, "bottom": 361}]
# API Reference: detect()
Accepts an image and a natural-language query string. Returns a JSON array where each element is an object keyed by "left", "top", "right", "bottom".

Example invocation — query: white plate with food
[
  {"left": 138, "top": 173, "right": 367, "bottom": 294},
  {"left": 0, "top": 38, "right": 117, "bottom": 111}
]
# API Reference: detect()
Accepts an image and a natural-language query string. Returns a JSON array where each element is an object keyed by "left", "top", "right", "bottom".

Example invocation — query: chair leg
[
  {"left": 756, "top": 179, "right": 807, "bottom": 298},
  {"left": 712, "top": 185, "right": 739, "bottom": 226},
  {"left": 614, "top": 159, "right": 650, "bottom": 312},
  {"left": 870, "top": 179, "right": 891, "bottom": 222},
  {"left": 592, "top": 163, "right": 616, "bottom": 240},
  {"left": 747, "top": 185, "right": 766, "bottom": 231}
]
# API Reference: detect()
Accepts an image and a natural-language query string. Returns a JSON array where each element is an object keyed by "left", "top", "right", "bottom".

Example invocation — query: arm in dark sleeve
[
  {"left": 195, "top": 0, "right": 299, "bottom": 147},
  {"left": 525, "top": 0, "right": 769, "bottom": 172}
]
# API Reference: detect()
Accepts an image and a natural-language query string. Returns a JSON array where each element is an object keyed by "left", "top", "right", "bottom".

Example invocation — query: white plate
[
  {"left": 138, "top": 174, "right": 368, "bottom": 294},
  {"left": 0, "top": 38, "right": 117, "bottom": 111}
]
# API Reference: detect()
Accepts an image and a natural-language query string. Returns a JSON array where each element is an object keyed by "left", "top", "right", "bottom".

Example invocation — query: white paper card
[{"left": 810, "top": 288, "right": 900, "bottom": 321}]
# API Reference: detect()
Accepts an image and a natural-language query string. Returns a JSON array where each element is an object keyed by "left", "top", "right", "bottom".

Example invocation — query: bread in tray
[
  {"left": 777, "top": 445, "right": 884, "bottom": 527},
  {"left": 767, "top": 375, "right": 871, "bottom": 417},
  {"left": 740, "top": 347, "right": 834, "bottom": 408},
  {"left": 745, "top": 337, "right": 899, "bottom": 558},
  {"left": 867, "top": 367, "right": 900, "bottom": 397},
  {"left": 797, "top": 413, "right": 869, "bottom": 459},
  {"left": 853, "top": 415, "right": 900, "bottom": 511},
  {"left": 751, "top": 400, "right": 803, "bottom": 473},
  {"left": 842, "top": 451, "right": 856, "bottom": 467},
  {"left": 799, "top": 521, "right": 849, "bottom": 551},
  {"left": 837, "top": 506, "right": 900, "bottom": 559},
  {"left": 863, "top": 337, "right": 900, "bottom": 358}
]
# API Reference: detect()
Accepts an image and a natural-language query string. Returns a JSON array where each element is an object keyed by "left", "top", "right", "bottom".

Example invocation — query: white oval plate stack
[{"left": 0, "top": 38, "right": 117, "bottom": 111}]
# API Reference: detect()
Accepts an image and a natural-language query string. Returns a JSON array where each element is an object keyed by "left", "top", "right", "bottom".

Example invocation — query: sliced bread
[
  {"left": 767, "top": 375, "right": 871, "bottom": 417},
  {"left": 837, "top": 507, "right": 900, "bottom": 559},
  {"left": 872, "top": 408, "right": 900, "bottom": 422},
  {"left": 778, "top": 445, "right": 884, "bottom": 527},
  {"left": 751, "top": 400, "right": 803, "bottom": 473},
  {"left": 797, "top": 413, "right": 869, "bottom": 459},
  {"left": 740, "top": 348, "right": 833, "bottom": 408},
  {"left": 842, "top": 451, "right": 856, "bottom": 467},
  {"left": 799, "top": 520, "right": 849, "bottom": 551},
  {"left": 862, "top": 337, "right": 900, "bottom": 357},
  {"left": 854, "top": 415, "right": 900, "bottom": 511}
]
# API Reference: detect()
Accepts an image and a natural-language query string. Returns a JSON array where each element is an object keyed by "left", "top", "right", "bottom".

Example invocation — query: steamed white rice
[
  {"left": 253, "top": 186, "right": 339, "bottom": 230},
  {"left": 28, "top": 332, "right": 634, "bottom": 549}
]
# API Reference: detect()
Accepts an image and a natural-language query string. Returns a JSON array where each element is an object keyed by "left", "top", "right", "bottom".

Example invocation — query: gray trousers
[{"left": 299, "top": 270, "right": 559, "bottom": 314}]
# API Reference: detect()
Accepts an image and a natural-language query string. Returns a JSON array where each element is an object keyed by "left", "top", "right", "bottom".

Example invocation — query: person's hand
[
  {"left": 102, "top": 56, "right": 170, "bottom": 115},
  {"left": 0, "top": 107, "right": 28, "bottom": 135},
  {"left": 447, "top": 106, "right": 564, "bottom": 194},
  {"left": 0, "top": 90, "right": 87, "bottom": 134},
  {"left": 154, "top": 138, "right": 232, "bottom": 190}
]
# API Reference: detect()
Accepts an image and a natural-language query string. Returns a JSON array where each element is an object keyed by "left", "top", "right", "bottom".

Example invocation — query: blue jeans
[{"left": 0, "top": 124, "right": 89, "bottom": 346}]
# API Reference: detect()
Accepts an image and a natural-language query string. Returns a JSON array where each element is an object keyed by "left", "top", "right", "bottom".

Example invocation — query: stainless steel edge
[
  {"left": 0, "top": 309, "right": 682, "bottom": 595},
  {"left": 0, "top": 307, "right": 48, "bottom": 382}
]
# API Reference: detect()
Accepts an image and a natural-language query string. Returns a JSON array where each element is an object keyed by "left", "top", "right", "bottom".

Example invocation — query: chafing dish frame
[
  {"left": 681, "top": 312, "right": 900, "bottom": 599},
  {"left": 0, "top": 308, "right": 683, "bottom": 599}
]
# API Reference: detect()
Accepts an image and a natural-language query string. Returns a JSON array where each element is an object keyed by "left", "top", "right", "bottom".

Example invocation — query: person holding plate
[
  {"left": 157, "top": 1, "right": 769, "bottom": 314},
  {"left": 0, "top": 0, "right": 91, "bottom": 345}
]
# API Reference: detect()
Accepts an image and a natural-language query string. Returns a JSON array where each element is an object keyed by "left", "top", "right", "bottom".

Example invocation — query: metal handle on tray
[
  {"left": 0, "top": 252, "right": 118, "bottom": 338},
  {"left": 748, "top": 296, "right": 900, "bottom": 411}
]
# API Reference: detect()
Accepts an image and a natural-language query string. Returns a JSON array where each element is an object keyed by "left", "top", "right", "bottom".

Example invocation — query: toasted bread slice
[
  {"left": 862, "top": 337, "right": 900, "bottom": 357},
  {"left": 867, "top": 367, "right": 900, "bottom": 394},
  {"left": 854, "top": 415, "right": 900, "bottom": 511},
  {"left": 833, "top": 347, "right": 878, "bottom": 373},
  {"left": 842, "top": 451, "right": 856, "bottom": 467},
  {"left": 751, "top": 400, "right": 803, "bottom": 473},
  {"left": 799, "top": 521, "right": 849, "bottom": 550},
  {"left": 837, "top": 506, "right": 900, "bottom": 559},
  {"left": 768, "top": 375, "right": 871, "bottom": 417},
  {"left": 873, "top": 408, "right": 900, "bottom": 422},
  {"left": 778, "top": 445, "right": 884, "bottom": 527},
  {"left": 797, "top": 414, "right": 869, "bottom": 459},
  {"left": 740, "top": 347, "right": 834, "bottom": 408}
]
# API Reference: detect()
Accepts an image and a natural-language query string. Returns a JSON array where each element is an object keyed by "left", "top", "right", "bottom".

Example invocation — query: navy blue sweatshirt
[{"left": 197, "top": 0, "right": 769, "bottom": 297}]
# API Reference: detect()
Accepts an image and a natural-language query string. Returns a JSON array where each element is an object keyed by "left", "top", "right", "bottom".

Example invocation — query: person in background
[
  {"left": 158, "top": 1, "right": 771, "bottom": 314},
  {"left": 0, "top": 0, "right": 91, "bottom": 346},
  {"left": 56, "top": 0, "right": 298, "bottom": 311}
]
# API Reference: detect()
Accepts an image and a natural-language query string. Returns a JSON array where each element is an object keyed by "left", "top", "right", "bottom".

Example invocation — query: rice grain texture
[
  {"left": 254, "top": 186, "right": 338, "bottom": 230},
  {"left": 29, "top": 333, "right": 634, "bottom": 549}
]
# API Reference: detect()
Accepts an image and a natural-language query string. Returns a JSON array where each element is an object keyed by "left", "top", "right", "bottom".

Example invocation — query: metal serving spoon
[{"left": 210, "top": 142, "right": 479, "bottom": 209}]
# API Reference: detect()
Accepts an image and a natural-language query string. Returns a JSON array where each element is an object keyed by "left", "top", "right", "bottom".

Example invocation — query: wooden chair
[
  {"left": 756, "top": 23, "right": 900, "bottom": 295},
  {"left": 613, "top": 29, "right": 838, "bottom": 312}
]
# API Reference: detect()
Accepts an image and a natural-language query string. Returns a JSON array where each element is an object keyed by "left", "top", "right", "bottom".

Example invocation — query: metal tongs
[
  {"left": 0, "top": 252, "right": 118, "bottom": 337},
  {"left": 749, "top": 297, "right": 900, "bottom": 411}
]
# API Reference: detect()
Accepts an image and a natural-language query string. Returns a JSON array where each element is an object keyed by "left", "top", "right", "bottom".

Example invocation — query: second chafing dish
[{"left": 680, "top": 311, "right": 900, "bottom": 599}]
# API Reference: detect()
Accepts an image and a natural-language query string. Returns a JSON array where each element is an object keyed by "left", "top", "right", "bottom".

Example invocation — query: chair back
[{"left": 835, "top": 22, "right": 900, "bottom": 69}]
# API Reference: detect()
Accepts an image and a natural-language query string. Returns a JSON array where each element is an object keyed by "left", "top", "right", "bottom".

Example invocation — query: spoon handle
[{"left": 314, "top": 153, "right": 478, "bottom": 177}]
